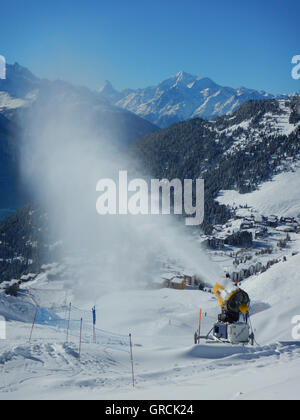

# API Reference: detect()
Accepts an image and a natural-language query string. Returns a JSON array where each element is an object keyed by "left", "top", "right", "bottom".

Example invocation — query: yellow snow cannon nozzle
[
  {"left": 239, "top": 303, "right": 249, "bottom": 315},
  {"left": 213, "top": 282, "right": 250, "bottom": 315},
  {"left": 213, "top": 283, "right": 227, "bottom": 310}
]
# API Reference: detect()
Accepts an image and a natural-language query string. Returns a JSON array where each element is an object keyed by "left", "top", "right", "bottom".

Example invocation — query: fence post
[
  {"left": 29, "top": 305, "right": 39, "bottom": 343},
  {"left": 78, "top": 318, "right": 83, "bottom": 362},
  {"left": 66, "top": 302, "right": 71, "bottom": 343},
  {"left": 198, "top": 308, "right": 202, "bottom": 344},
  {"left": 129, "top": 333, "right": 135, "bottom": 388}
]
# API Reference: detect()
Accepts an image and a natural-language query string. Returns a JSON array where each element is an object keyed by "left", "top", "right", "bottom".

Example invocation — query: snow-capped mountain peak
[
  {"left": 98, "top": 71, "right": 292, "bottom": 127},
  {"left": 98, "top": 80, "right": 115, "bottom": 94},
  {"left": 98, "top": 80, "right": 123, "bottom": 103}
]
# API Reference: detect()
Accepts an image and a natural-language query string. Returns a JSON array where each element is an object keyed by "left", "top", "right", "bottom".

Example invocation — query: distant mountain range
[
  {"left": 99, "top": 71, "right": 292, "bottom": 127},
  {"left": 0, "top": 63, "right": 158, "bottom": 144},
  {"left": 0, "top": 61, "right": 299, "bottom": 224},
  {"left": 0, "top": 63, "right": 159, "bottom": 218}
]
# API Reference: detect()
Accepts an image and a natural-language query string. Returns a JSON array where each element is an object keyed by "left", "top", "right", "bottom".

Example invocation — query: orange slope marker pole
[{"left": 198, "top": 309, "right": 202, "bottom": 344}]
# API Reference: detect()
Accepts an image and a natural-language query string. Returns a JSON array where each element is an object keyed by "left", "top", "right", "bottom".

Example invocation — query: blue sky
[{"left": 0, "top": 0, "right": 299, "bottom": 93}]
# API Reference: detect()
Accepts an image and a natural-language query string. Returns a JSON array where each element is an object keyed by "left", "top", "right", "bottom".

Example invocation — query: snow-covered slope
[
  {"left": 1, "top": 66, "right": 300, "bottom": 400},
  {"left": 100, "top": 71, "right": 289, "bottom": 127},
  {"left": 243, "top": 250, "right": 300, "bottom": 344},
  {"left": 0, "top": 62, "right": 40, "bottom": 99},
  {"left": 0, "top": 92, "right": 27, "bottom": 113},
  {"left": 1, "top": 225, "right": 300, "bottom": 401},
  {"left": 217, "top": 164, "right": 300, "bottom": 218},
  {"left": 219, "top": 99, "right": 300, "bottom": 156},
  {"left": 1, "top": 253, "right": 300, "bottom": 400}
]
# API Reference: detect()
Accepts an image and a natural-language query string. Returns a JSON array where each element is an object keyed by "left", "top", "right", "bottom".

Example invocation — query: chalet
[
  {"left": 245, "top": 215, "right": 255, "bottom": 222},
  {"left": 267, "top": 216, "right": 278, "bottom": 227},
  {"left": 240, "top": 221, "right": 254, "bottom": 230},
  {"left": 184, "top": 274, "right": 205, "bottom": 290},
  {"left": 20, "top": 273, "right": 37, "bottom": 283},
  {"left": 160, "top": 275, "right": 186, "bottom": 290},
  {"left": 280, "top": 216, "right": 295, "bottom": 224},
  {"left": 253, "top": 214, "right": 264, "bottom": 224},
  {"left": 255, "top": 227, "right": 268, "bottom": 239},
  {"left": 204, "top": 237, "right": 225, "bottom": 250},
  {"left": 170, "top": 277, "right": 186, "bottom": 290},
  {"left": 276, "top": 225, "right": 297, "bottom": 233},
  {"left": 224, "top": 231, "right": 253, "bottom": 248}
]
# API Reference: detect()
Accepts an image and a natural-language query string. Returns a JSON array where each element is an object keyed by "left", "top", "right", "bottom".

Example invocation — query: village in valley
[{"left": 157, "top": 205, "right": 300, "bottom": 292}]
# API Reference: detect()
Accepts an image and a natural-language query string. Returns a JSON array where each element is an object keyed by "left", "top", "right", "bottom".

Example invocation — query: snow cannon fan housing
[
  {"left": 212, "top": 283, "right": 251, "bottom": 344},
  {"left": 213, "top": 283, "right": 250, "bottom": 321}
]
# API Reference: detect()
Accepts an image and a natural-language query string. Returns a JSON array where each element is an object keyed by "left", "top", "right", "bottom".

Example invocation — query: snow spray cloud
[
  {"left": 0, "top": 55, "right": 6, "bottom": 80},
  {"left": 20, "top": 82, "right": 222, "bottom": 303},
  {"left": 0, "top": 316, "right": 6, "bottom": 340}
]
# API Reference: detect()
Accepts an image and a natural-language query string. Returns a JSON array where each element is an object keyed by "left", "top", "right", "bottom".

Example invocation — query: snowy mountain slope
[
  {"left": 1, "top": 251, "right": 300, "bottom": 400},
  {"left": 0, "top": 63, "right": 40, "bottom": 100},
  {"left": 219, "top": 99, "right": 300, "bottom": 156},
  {"left": 217, "top": 164, "right": 300, "bottom": 218},
  {"left": 100, "top": 71, "right": 290, "bottom": 127},
  {"left": 1, "top": 67, "right": 300, "bottom": 400},
  {"left": 0, "top": 293, "right": 37, "bottom": 323},
  {"left": 129, "top": 96, "right": 300, "bottom": 232},
  {"left": 1, "top": 173, "right": 300, "bottom": 401},
  {"left": 1, "top": 226, "right": 300, "bottom": 402},
  {"left": 1, "top": 323, "right": 300, "bottom": 400},
  {"left": 243, "top": 249, "right": 300, "bottom": 344},
  {"left": 0, "top": 92, "right": 27, "bottom": 113},
  {"left": 0, "top": 63, "right": 158, "bottom": 146}
]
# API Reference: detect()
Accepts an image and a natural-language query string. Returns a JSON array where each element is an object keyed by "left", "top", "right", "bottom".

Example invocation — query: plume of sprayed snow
[{"left": 20, "top": 85, "right": 223, "bottom": 304}]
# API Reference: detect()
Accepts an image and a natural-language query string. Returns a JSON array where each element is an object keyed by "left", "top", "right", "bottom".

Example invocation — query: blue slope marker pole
[{"left": 92, "top": 306, "right": 96, "bottom": 343}]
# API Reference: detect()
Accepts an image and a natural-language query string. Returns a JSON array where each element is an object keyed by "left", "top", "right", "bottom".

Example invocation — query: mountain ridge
[
  {"left": 99, "top": 71, "right": 294, "bottom": 127},
  {"left": 129, "top": 96, "right": 300, "bottom": 231}
]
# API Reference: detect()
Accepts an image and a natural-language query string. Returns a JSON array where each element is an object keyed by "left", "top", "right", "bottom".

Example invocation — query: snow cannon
[
  {"left": 194, "top": 283, "right": 255, "bottom": 345},
  {"left": 213, "top": 283, "right": 250, "bottom": 323}
]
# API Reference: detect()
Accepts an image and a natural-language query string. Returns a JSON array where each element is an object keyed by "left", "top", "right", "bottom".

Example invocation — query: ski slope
[
  {"left": 2, "top": 166, "right": 300, "bottom": 400},
  {"left": 1, "top": 249, "right": 300, "bottom": 400},
  {"left": 217, "top": 165, "right": 300, "bottom": 218}
]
